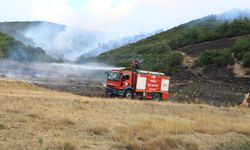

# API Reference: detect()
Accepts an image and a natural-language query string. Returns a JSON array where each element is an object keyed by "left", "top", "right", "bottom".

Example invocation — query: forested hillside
[
  {"left": 0, "top": 32, "right": 54, "bottom": 62},
  {"left": 96, "top": 17, "right": 250, "bottom": 75}
]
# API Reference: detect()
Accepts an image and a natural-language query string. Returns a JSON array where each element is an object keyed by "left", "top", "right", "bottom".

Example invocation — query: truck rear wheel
[
  {"left": 124, "top": 90, "right": 134, "bottom": 99},
  {"left": 153, "top": 93, "right": 161, "bottom": 101}
]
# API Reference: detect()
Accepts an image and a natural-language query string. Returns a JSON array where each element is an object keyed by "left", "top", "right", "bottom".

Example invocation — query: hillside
[
  {"left": 0, "top": 78, "right": 250, "bottom": 150},
  {"left": 96, "top": 17, "right": 250, "bottom": 74},
  {"left": 0, "top": 21, "right": 106, "bottom": 60},
  {"left": 92, "top": 12, "right": 250, "bottom": 106},
  {"left": 0, "top": 32, "right": 54, "bottom": 62},
  {"left": 0, "top": 21, "right": 65, "bottom": 46}
]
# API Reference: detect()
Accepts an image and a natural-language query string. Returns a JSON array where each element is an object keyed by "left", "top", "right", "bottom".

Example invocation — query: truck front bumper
[{"left": 105, "top": 87, "right": 125, "bottom": 97}]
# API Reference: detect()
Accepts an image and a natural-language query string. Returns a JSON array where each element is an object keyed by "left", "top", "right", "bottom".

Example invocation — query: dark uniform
[{"left": 131, "top": 60, "right": 140, "bottom": 72}]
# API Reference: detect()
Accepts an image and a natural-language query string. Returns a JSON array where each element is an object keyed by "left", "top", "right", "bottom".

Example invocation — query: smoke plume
[
  {"left": 217, "top": 8, "right": 250, "bottom": 21},
  {"left": 23, "top": 22, "right": 109, "bottom": 61},
  {"left": 20, "top": 22, "right": 152, "bottom": 61}
]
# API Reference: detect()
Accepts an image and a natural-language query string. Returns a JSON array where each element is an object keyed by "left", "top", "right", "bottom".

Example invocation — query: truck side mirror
[{"left": 105, "top": 72, "right": 109, "bottom": 78}]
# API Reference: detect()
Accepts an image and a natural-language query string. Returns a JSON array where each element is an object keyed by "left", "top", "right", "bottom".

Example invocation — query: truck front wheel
[
  {"left": 153, "top": 93, "right": 161, "bottom": 101},
  {"left": 124, "top": 90, "right": 134, "bottom": 99}
]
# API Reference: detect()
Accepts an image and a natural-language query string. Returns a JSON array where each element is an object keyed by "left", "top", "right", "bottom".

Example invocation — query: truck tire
[
  {"left": 153, "top": 93, "right": 161, "bottom": 101},
  {"left": 124, "top": 90, "right": 134, "bottom": 99}
]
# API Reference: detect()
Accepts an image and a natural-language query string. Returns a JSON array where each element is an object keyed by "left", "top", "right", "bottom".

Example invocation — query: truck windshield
[{"left": 107, "top": 72, "right": 121, "bottom": 81}]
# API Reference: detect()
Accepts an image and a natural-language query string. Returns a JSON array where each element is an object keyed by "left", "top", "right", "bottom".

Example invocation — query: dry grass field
[{"left": 0, "top": 78, "right": 250, "bottom": 150}]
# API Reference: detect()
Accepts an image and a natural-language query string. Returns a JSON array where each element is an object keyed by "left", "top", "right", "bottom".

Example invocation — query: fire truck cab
[{"left": 105, "top": 69, "right": 170, "bottom": 101}]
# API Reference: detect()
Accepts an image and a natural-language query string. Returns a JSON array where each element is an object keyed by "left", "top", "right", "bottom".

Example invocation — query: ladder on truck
[{"left": 137, "top": 70, "right": 165, "bottom": 76}]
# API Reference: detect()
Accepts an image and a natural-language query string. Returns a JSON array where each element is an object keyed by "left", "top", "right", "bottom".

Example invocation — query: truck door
[{"left": 121, "top": 74, "right": 130, "bottom": 87}]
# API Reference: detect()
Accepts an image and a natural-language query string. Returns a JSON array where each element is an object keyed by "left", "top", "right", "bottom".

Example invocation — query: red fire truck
[{"left": 105, "top": 68, "right": 170, "bottom": 101}]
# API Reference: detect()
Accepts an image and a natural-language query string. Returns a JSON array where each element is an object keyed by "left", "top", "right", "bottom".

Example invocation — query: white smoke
[
  {"left": 21, "top": 22, "right": 152, "bottom": 61},
  {"left": 23, "top": 22, "right": 110, "bottom": 61},
  {"left": 217, "top": 8, "right": 250, "bottom": 21},
  {"left": 84, "top": 32, "right": 156, "bottom": 57}
]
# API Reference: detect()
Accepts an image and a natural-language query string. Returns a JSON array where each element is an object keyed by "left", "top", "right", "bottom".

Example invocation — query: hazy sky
[{"left": 0, "top": 0, "right": 250, "bottom": 36}]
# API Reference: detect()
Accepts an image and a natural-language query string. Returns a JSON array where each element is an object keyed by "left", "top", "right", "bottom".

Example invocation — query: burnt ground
[
  {"left": 170, "top": 67, "right": 250, "bottom": 106},
  {"left": 0, "top": 73, "right": 106, "bottom": 97},
  {"left": 33, "top": 78, "right": 105, "bottom": 97},
  {"left": 170, "top": 35, "right": 250, "bottom": 106}
]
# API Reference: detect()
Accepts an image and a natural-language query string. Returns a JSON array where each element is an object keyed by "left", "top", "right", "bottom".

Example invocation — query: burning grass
[{"left": 0, "top": 78, "right": 249, "bottom": 150}]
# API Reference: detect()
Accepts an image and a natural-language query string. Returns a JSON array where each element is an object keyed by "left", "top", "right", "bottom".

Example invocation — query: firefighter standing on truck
[{"left": 132, "top": 60, "right": 140, "bottom": 72}]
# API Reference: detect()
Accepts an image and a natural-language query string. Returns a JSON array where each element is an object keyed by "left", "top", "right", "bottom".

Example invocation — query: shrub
[
  {"left": 143, "top": 51, "right": 184, "bottom": 75},
  {"left": 232, "top": 37, "right": 250, "bottom": 60},
  {"left": 198, "top": 49, "right": 234, "bottom": 67},
  {"left": 243, "top": 52, "right": 250, "bottom": 67},
  {"left": 163, "top": 52, "right": 184, "bottom": 75}
]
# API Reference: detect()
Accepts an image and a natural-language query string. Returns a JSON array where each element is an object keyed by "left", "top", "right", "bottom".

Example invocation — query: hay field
[{"left": 0, "top": 79, "right": 249, "bottom": 150}]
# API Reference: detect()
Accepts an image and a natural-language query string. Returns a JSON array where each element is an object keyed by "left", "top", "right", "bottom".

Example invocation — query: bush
[
  {"left": 142, "top": 51, "right": 184, "bottom": 75},
  {"left": 232, "top": 38, "right": 250, "bottom": 60},
  {"left": 166, "top": 52, "right": 184, "bottom": 66},
  {"left": 198, "top": 49, "right": 234, "bottom": 67},
  {"left": 243, "top": 52, "right": 250, "bottom": 67}
]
